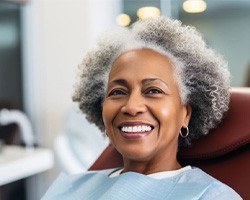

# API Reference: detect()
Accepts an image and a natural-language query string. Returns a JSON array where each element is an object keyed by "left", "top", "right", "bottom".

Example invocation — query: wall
[
  {"left": 21, "top": 0, "right": 121, "bottom": 198},
  {"left": 179, "top": 8, "right": 250, "bottom": 86}
]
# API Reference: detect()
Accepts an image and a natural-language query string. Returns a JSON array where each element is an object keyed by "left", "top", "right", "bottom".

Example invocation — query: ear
[{"left": 183, "top": 104, "right": 192, "bottom": 127}]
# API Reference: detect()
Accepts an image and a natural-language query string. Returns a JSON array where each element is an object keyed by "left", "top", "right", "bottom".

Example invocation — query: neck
[{"left": 122, "top": 156, "right": 181, "bottom": 175}]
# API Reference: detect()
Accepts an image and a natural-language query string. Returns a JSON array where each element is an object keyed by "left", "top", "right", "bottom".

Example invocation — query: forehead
[{"left": 109, "top": 48, "right": 176, "bottom": 82}]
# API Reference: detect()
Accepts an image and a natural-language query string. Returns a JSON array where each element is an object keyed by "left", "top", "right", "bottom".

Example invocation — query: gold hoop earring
[{"left": 180, "top": 127, "right": 189, "bottom": 138}]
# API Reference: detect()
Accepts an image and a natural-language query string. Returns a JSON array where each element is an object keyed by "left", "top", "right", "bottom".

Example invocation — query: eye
[
  {"left": 145, "top": 88, "right": 163, "bottom": 95},
  {"left": 108, "top": 89, "right": 127, "bottom": 97}
]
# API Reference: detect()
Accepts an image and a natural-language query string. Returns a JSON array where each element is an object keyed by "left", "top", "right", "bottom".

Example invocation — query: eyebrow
[
  {"left": 110, "top": 79, "right": 129, "bottom": 87},
  {"left": 109, "top": 78, "right": 169, "bottom": 87},
  {"left": 141, "top": 78, "right": 168, "bottom": 87}
]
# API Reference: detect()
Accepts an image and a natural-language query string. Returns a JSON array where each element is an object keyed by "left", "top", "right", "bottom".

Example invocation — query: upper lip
[{"left": 117, "top": 121, "right": 154, "bottom": 129}]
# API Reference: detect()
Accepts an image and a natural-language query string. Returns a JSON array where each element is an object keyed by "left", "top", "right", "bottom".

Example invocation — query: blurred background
[{"left": 0, "top": 0, "right": 249, "bottom": 199}]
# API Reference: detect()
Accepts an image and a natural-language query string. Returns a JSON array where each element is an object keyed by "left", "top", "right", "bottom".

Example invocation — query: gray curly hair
[{"left": 73, "top": 16, "right": 230, "bottom": 147}]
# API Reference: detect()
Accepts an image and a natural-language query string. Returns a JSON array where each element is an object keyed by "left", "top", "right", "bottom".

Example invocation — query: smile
[
  {"left": 118, "top": 122, "right": 154, "bottom": 139},
  {"left": 121, "top": 125, "right": 152, "bottom": 133}
]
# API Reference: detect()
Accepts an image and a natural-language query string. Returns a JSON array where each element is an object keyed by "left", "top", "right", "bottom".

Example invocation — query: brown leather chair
[{"left": 89, "top": 87, "right": 250, "bottom": 200}]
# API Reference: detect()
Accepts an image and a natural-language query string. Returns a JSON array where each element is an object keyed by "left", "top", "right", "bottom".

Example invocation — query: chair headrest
[{"left": 178, "top": 87, "right": 250, "bottom": 161}]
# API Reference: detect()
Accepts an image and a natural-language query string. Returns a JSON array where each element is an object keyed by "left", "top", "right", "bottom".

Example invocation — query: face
[{"left": 102, "top": 49, "right": 191, "bottom": 166}]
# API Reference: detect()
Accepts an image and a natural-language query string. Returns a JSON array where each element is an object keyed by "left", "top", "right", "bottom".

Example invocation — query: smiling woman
[
  {"left": 41, "top": 16, "right": 242, "bottom": 200},
  {"left": 102, "top": 49, "right": 191, "bottom": 172}
]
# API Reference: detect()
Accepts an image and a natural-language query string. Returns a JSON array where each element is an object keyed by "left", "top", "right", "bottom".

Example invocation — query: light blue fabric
[{"left": 41, "top": 168, "right": 242, "bottom": 200}]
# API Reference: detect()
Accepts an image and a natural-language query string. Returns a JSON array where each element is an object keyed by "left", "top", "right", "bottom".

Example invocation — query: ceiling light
[
  {"left": 116, "top": 13, "right": 131, "bottom": 27},
  {"left": 183, "top": 0, "right": 207, "bottom": 13},
  {"left": 137, "top": 7, "right": 161, "bottom": 20}
]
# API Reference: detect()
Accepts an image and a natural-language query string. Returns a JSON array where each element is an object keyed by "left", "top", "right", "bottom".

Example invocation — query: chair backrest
[{"left": 89, "top": 87, "right": 250, "bottom": 200}]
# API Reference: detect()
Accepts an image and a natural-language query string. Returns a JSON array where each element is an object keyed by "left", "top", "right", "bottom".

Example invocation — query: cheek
[
  {"left": 102, "top": 101, "right": 119, "bottom": 142},
  {"left": 102, "top": 100, "right": 120, "bottom": 127},
  {"left": 102, "top": 101, "right": 110, "bottom": 127},
  {"left": 160, "top": 107, "right": 170, "bottom": 117},
  {"left": 154, "top": 102, "right": 172, "bottom": 120},
  {"left": 152, "top": 102, "right": 181, "bottom": 129}
]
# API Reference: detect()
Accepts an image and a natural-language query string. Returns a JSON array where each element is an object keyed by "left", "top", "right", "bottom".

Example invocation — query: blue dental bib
[{"left": 42, "top": 170, "right": 215, "bottom": 200}]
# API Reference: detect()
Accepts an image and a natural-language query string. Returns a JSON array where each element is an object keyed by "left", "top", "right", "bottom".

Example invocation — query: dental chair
[{"left": 89, "top": 87, "right": 250, "bottom": 200}]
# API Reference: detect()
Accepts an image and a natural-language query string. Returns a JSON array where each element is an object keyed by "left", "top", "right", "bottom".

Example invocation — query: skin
[{"left": 102, "top": 48, "right": 192, "bottom": 175}]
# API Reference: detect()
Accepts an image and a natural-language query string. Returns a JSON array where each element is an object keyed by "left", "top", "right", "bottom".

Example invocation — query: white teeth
[
  {"left": 132, "top": 126, "right": 138, "bottom": 132},
  {"left": 121, "top": 125, "right": 152, "bottom": 133}
]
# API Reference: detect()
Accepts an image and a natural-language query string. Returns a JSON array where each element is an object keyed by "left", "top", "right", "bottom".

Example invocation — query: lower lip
[{"left": 120, "top": 131, "right": 152, "bottom": 139}]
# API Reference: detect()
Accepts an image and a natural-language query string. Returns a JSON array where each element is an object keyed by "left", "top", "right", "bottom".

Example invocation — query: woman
[{"left": 42, "top": 16, "right": 242, "bottom": 199}]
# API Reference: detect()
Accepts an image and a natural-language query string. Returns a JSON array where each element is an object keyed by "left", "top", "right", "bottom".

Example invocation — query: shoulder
[
  {"left": 176, "top": 167, "right": 242, "bottom": 200},
  {"left": 41, "top": 168, "right": 117, "bottom": 200},
  {"left": 176, "top": 167, "right": 217, "bottom": 183}
]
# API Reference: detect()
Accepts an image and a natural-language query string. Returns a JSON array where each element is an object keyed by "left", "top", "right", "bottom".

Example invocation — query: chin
[{"left": 118, "top": 145, "right": 156, "bottom": 162}]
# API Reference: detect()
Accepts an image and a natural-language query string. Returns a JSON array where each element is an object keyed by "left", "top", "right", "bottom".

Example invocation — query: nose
[{"left": 121, "top": 92, "right": 147, "bottom": 116}]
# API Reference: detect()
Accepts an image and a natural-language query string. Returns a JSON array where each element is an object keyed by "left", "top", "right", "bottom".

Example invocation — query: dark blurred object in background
[
  {"left": 245, "top": 64, "right": 250, "bottom": 87},
  {"left": 0, "top": 101, "right": 21, "bottom": 145},
  {"left": 0, "top": 1, "right": 23, "bottom": 110}
]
